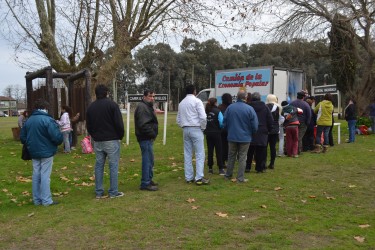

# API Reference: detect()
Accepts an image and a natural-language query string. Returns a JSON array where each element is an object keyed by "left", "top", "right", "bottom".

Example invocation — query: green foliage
[
  {"left": 356, "top": 116, "right": 372, "bottom": 127},
  {"left": 1, "top": 116, "right": 374, "bottom": 249}
]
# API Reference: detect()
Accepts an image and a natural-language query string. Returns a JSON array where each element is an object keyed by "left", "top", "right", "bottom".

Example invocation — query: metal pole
[{"left": 163, "top": 101, "right": 168, "bottom": 145}]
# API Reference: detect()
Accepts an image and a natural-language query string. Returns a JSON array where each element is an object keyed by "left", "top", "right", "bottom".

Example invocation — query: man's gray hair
[
  {"left": 251, "top": 92, "right": 261, "bottom": 101},
  {"left": 237, "top": 90, "right": 247, "bottom": 101}
]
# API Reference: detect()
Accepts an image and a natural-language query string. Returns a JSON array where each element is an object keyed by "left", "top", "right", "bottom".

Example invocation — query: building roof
[{"left": 0, "top": 96, "right": 16, "bottom": 101}]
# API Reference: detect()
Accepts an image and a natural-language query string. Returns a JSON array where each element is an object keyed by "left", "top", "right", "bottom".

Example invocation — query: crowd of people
[{"left": 20, "top": 83, "right": 372, "bottom": 206}]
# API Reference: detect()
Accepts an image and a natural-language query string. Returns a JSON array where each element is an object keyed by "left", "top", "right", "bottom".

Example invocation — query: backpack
[{"left": 81, "top": 136, "right": 93, "bottom": 154}]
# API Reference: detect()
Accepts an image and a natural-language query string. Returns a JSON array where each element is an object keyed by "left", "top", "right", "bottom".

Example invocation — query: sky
[{"left": 0, "top": 40, "right": 29, "bottom": 94}]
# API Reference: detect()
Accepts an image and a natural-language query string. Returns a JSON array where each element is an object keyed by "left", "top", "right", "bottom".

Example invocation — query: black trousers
[
  {"left": 268, "top": 134, "right": 278, "bottom": 166},
  {"left": 206, "top": 133, "right": 224, "bottom": 169},
  {"left": 246, "top": 145, "right": 267, "bottom": 172}
]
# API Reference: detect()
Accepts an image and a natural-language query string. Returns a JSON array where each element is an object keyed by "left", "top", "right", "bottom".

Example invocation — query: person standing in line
[
  {"left": 245, "top": 92, "right": 273, "bottom": 173},
  {"left": 18, "top": 110, "right": 29, "bottom": 128},
  {"left": 177, "top": 84, "right": 209, "bottom": 185},
  {"left": 204, "top": 97, "right": 225, "bottom": 175},
  {"left": 265, "top": 94, "right": 281, "bottom": 169},
  {"left": 223, "top": 90, "right": 258, "bottom": 182},
  {"left": 218, "top": 93, "right": 232, "bottom": 167},
  {"left": 281, "top": 101, "right": 300, "bottom": 157},
  {"left": 57, "top": 106, "right": 72, "bottom": 153},
  {"left": 20, "top": 99, "right": 63, "bottom": 206},
  {"left": 69, "top": 111, "right": 80, "bottom": 150},
  {"left": 134, "top": 89, "right": 159, "bottom": 191},
  {"left": 290, "top": 91, "right": 311, "bottom": 155},
  {"left": 344, "top": 97, "right": 357, "bottom": 143},
  {"left": 86, "top": 84, "right": 125, "bottom": 198},
  {"left": 302, "top": 96, "right": 316, "bottom": 151},
  {"left": 313, "top": 93, "right": 334, "bottom": 153},
  {"left": 368, "top": 98, "right": 375, "bottom": 134}
]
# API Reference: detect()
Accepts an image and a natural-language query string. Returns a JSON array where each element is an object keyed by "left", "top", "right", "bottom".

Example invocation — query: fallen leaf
[
  {"left": 186, "top": 198, "right": 195, "bottom": 203},
  {"left": 169, "top": 157, "right": 175, "bottom": 160},
  {"left": 260, "top": 205, "right": 267, "bottom": 209},
  {"left": 358, "top": 224, "right": 370, "bottom": 228},
  {"left": 172, "top": 169, "right": 178, "bottom": 172},
  {"left": 10, "top": 198, "right": 17, "bottom": 203},
  {"left": 16, "top": 176, "right": 32, "bottom": 183},
  {"left": 253, "top": 189, "right": 260, "bottom": 192},
  {"left": 231, "top": 178, "right": 237, "bottom": 183},
  {"left": 89, "top": 176, "right": 95, "bottom": 181},
  {"left": 215, "top": 212, "right": 228, "bottom": 218},
  {"left": 69, "top": 161, "right": 75, "bottom": 164},
  {"left": 191, "top": 206, "right": 199, "bottom": 210},
  {"left": 87, "top": 165, "right": 93, "bottom": 168},
  {"left": 309, "top": 195, "right": 316, "bottom": 198},
  {"left": 353, "top": 236, "right": 365, "bottom": 243},
  {"left": 171, "top": 162, "right": 177, "bottom": 167},
  {"left": 73, "top": 177, "right": 80, "bottom": 181},
  {"left": 301, "top": 200, "right": 307, "bottom": 203},
  {"left": 61, "top": 166, "right": 68, "bottom": 170},
  {"left": 130, "top": 159, "right": 135, "bottom": 162},
  {"left": 22, "top": 191, "right": 30, "bottom": 196},
  {"left": 60, "top": 176, "right": 70, "bottom": 182},
  {"left": 349, "top": 184, "right": 357, "bottom": 188},
  {"left": 2, "top": 189, "right": 8, "bottom": 193},
  {"left": 326, "top": 196, "right": 336, "bottom": 200},
  {"left": 28, "top": 212, "right": 34, "bottom": 217},
  {"left": 133, "top": 174, "right": 139, "bottom": 177},
  {"left": 63, "top": 191, "right": 69, "bottom": 195},
  {"left": 274, "top": 187, "right": 283, "bottom": 191}
]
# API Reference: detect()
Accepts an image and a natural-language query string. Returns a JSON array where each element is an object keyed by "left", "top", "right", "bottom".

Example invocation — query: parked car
[{"left": 0, "top": 111, "right": 8, "bottom": 117}]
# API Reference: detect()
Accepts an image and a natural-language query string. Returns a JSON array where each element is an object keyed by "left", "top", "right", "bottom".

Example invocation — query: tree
[
  {"left": 0, "top": 0, "right": 265, "bottom": 86},
  {"left": 265, "top": 0, "right": 375, "bottom": 111}
]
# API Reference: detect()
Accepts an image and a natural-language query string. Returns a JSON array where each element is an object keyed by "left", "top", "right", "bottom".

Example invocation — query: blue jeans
[
  {"left": 62, "top": 131, "right": 70, "bottom": 153},
  {"left": 183, "top": 127, "right": 205, "bottom": 181},
  {"left": 32, "top": 156, "right": 54, "bottom": 206},
  {"left": 226, "top": 142, "right": 250, "bottom": 182},
  {"left": 347, "top": 120, "right": 356, "bottom": 142},
  {"left": 316, "top": 126, "right": 330, "bottom": 146},
  {"left": 94, "top": 140, "right": 121, "bottom": 197},
  {"left": 139, "top": 140, "right": 154, "bottom": 188}
]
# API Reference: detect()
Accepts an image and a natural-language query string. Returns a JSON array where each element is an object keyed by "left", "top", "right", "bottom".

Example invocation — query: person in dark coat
[
  {"left": 86, "top": 84, "right": 125, "bottom": 199},
  {"left": 344, "top": 97, "right": 357, "bottom": 143},
  {"left": 246, "top": 92, "right": 273, "bottom": 173},
  {"left": 290, "top": 91, "right": 311, "bottom": 154},
  {"left": 266, "top": 94, "right": 281, "bottom": 169},
  {"left": 135, "top": 89, "right": 159, "bottom": 191},
  {"left": 204, "top": 98, "right": 225, "bottom": 175},
  {"left": 20, "top": 99, "right": 63, "bottom": 206},
  {"left": 218, "top": 93, "right": 232, "bottom": 167},
  {"left": 302, "top": 96, "right": 316, "bottom": 151}
]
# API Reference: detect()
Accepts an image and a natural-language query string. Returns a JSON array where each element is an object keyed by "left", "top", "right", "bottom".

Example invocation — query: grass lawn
[{"left": 0, "top": 114, "right": 374, "bottom": 249}]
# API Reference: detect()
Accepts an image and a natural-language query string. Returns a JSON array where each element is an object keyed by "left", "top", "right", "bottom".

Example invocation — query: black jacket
[
  {"left": 86, "top": 98, "right": 124, "bottom": 141},
  {"left": 134, "top": 100, "right": 158, "bottom": 141},
  {"left": 266, "top": 103, "right": 280, "bottom": 135},
  {"left": 345, "top": 103, "right": 357, "bottom": 121},
  {"left": 249, "top": 101, "right": 273, "bottom": 146},
  {"left": 205, "top": 107, "right": 221, "bottom": 135}
]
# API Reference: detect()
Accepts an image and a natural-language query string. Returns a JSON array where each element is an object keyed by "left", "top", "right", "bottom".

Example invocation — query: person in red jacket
[{"left": 281, "top": 101, "right": 300, "bottom": 157}]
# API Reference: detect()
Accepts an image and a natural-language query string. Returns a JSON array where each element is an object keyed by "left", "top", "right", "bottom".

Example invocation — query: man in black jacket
[
  {"left": 134, "top": 89, "right": 159, "bottom": 191},
  {"left": 86, "top": 84, "right": 125, "bottom": 199}
]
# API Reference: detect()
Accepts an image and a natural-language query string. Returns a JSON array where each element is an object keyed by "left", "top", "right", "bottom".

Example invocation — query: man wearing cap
[{"left": 290, "top": 91, "right": 311, "bottom": 155}]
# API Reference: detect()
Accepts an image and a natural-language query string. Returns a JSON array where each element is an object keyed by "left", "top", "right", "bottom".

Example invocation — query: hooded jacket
[
  {"left": 314, "top": 100, "right": 333, "bottom": 126},
  {"left": 20, "top": 110, "right": 63, "bottom": 159}
]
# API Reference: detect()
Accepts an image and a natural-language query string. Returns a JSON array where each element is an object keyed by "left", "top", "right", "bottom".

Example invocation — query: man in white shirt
[{"left": 177, "top": 84, "right": 209, "bottom": 185}]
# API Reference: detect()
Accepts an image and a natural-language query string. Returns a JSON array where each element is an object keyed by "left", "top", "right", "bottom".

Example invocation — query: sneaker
[
  {"left": 208, "top": 168, "right": 213, "bottom": 174},
  {"left": 238, "top": 178, "right": 249, "bottom": 183},
  {"left": 44, "top": 201, "right": 59, "bottom": 206},
  {"left": 140, "top": 185, "right": 158, "bottom": 191},
  {"left": 110, "top": 192, "right": 125, "bottom": 198},
  {"left": 195, "top": 178, "right": 210, "bottom": 185},
  {"left": 219, "top": 169, "right": 226, "bottom": 176},
  {"left": 150, "top": 180, "right": 158, "bottom": 186}
]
